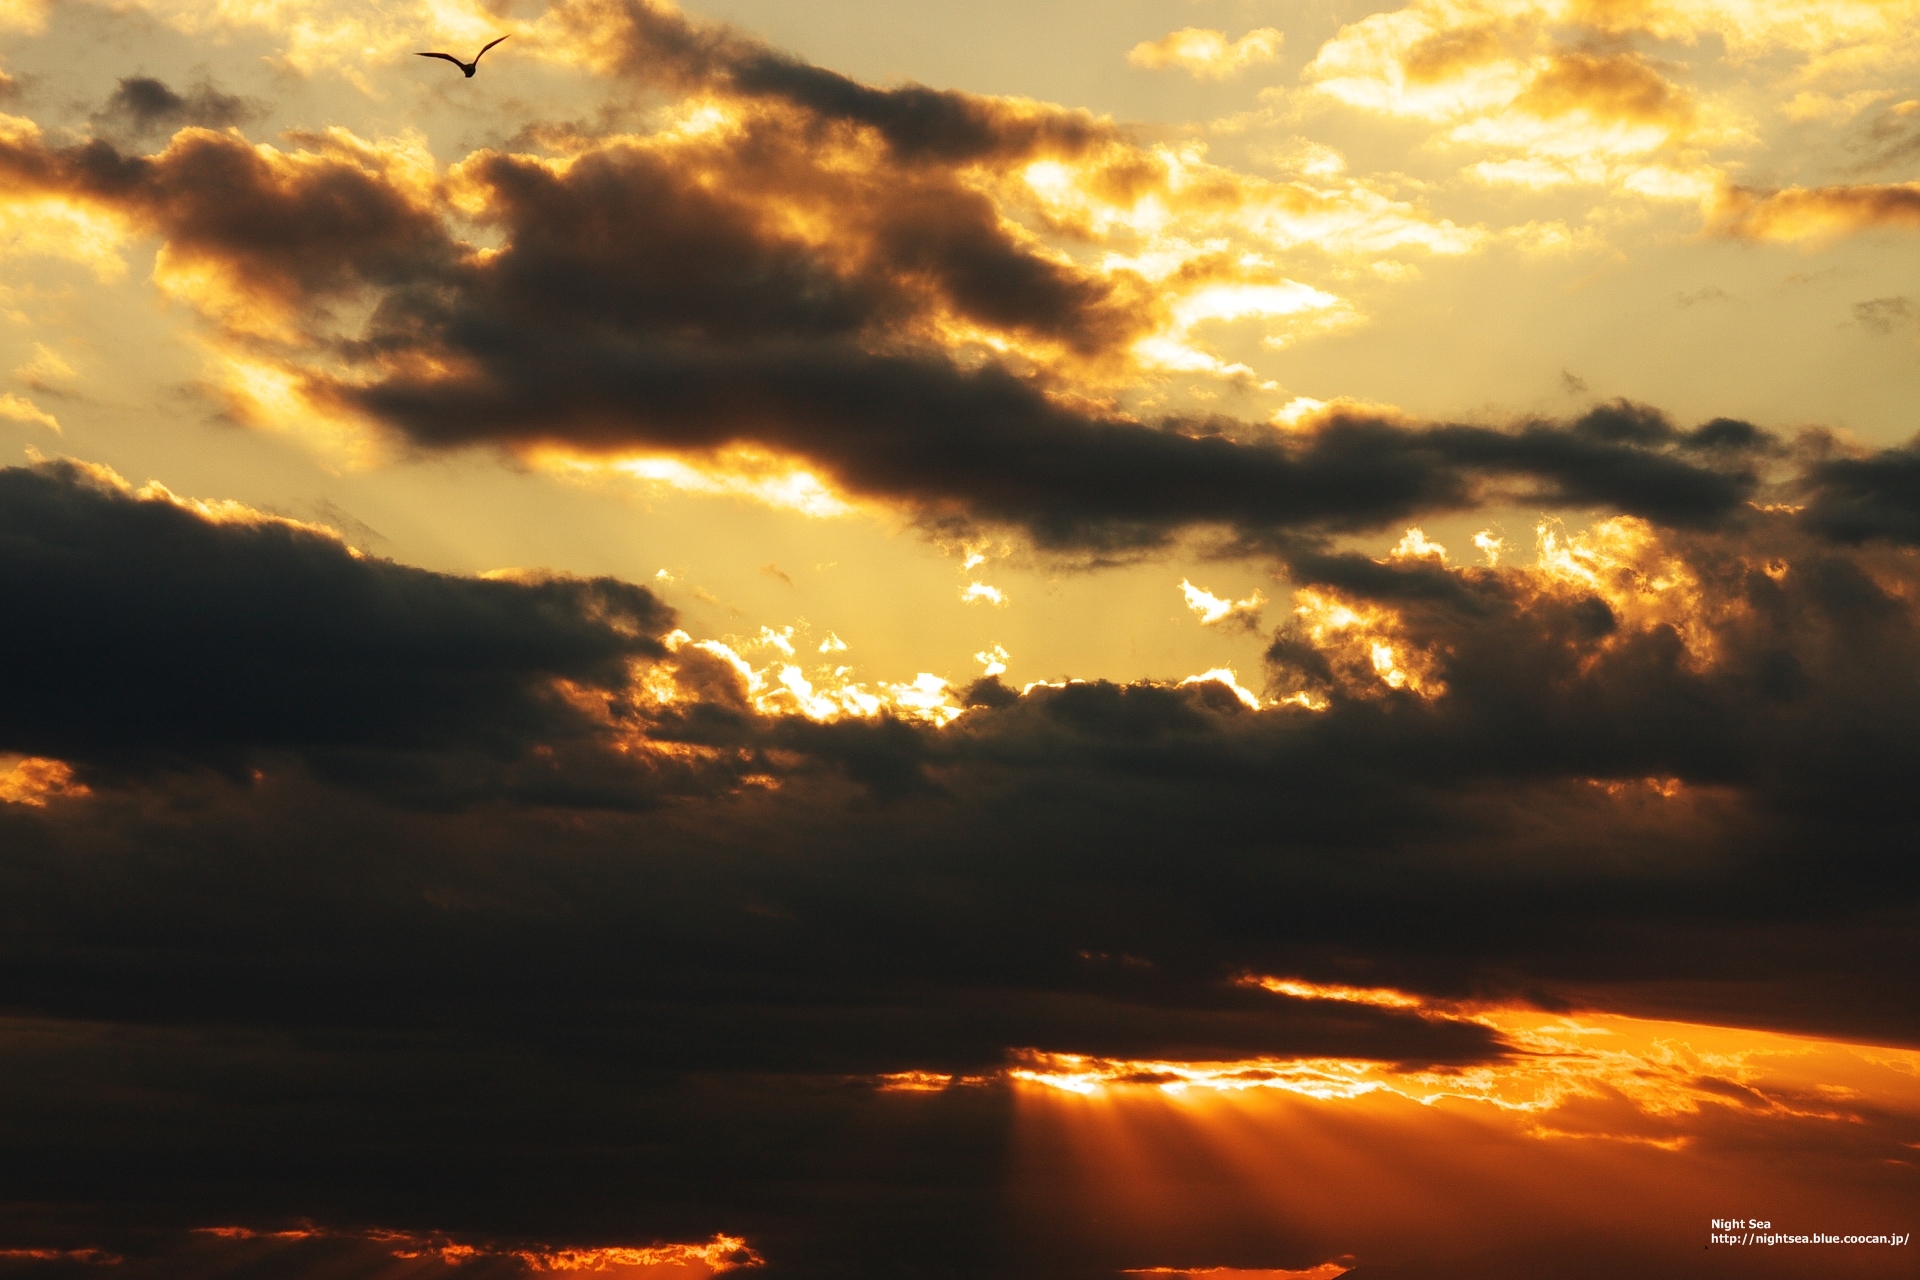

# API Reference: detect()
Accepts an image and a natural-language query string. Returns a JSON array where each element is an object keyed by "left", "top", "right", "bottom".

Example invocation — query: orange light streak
[
  {"left": 1124, "top": 1267, "right": 1350, "bottom": 1280},
  {"left": 194, "top": 1225, "right": 762, "bottom": 1274},
  {"left": 1244, "top": 976, "right": 1431, "bottom": 1012}
]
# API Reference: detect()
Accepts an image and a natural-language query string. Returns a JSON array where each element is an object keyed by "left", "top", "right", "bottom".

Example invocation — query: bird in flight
[{"left": 415, "top": 34, "right": 509, "bottom": 78}]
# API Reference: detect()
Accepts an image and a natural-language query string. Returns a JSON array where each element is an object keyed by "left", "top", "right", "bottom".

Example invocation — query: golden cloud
[
  {"left": 1290, "top": 0, "right": 1920, "bottom": 202},
  {"left": 0, "top": 755, "right": 88, "bottom": 805},
  {"left": 1128, "top": 28, "right": 1284, "bottom": 81},
  {"left": 1710, "top": 181, "right": 1920, "bottom": 241},
  {"left": 0, "top": 392, "right": 58, "bottom": 432}
]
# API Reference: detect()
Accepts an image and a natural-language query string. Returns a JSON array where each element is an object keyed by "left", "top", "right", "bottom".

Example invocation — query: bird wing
[
  {"left": 415, "top": 52, "right": 465, "bottom": 65},
  {"left": 474, "top": 34, "right": 510, "bottom": 62}
]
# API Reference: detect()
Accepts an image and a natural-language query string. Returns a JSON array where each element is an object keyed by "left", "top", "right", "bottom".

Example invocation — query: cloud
[
  {"left": 0, "top": 458, "right": 678, "bottom": 800},
  {"left": 0, "top": 0, "right": 47, "bottom": 35},
  {"left": 1711, "top": 182, "right": 1920, "bottom": 241},
  {"left": 4, "top": 495, "right": 1918, "bottom": 1101},
  {"left": 550, "top": 0, "right": 1114, "bottom": 166},
  {"left": 1299, "top": 2, "right": 1745, "bottom": 200},
  {"left": 0, "top": 391, "right": 58, "bottom": 430},
  {"left": 0, "top": 1, "right": 1493, "bottom": 459},
  {"left": 348, "top": 359, "right": 1765, "bottom": 550},
  {"left": 1128, "top": 28, "right": 1284, "bottom": 81},
  {"left": 1796, "top": 436, "right": 1920, "bottom": 544},
  {"left": 11, "top": 341, "right": 75, "bottom": 392},
  {"left": 90, "top": 76, "right": 260, "bottom": 139},
  {"left": 1852, "top": 296, "right": 1915, "bottom": 332},
  {"left": 5, "top": 3, "right": 1920, "bottom": 1272},
  {"left": 1, "top": 119, "right": 1764, "bottom": 552},
  {"left": 1180, "top": 579, "right": 1266, "bottom": 629},
  {"left": 0, "top": 124, "right": 449, "bottom": 343},
  {"left": 2, "top": 455, "right": 1919, "bottom": 1273}
]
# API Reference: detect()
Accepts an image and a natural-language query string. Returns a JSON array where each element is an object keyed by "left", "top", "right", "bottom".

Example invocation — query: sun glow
[
  {"left": 1005, "top": 994, "right": 1920, "bottom": 1279},
  {"left": 600, "top": 451, "right": 854, "bottom": 518}
]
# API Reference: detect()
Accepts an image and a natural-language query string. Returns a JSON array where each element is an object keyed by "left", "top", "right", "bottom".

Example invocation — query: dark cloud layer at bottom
[
  {"left": 2, "top": 463, "right": 1919, "bottom": 1276},
  {"left": 2, "top": 760, "right": 1916, "bottom": 1277}
]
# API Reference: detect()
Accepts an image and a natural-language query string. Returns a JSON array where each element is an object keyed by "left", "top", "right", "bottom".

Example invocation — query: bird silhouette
[{"left": 415, "top": 35, "right": 509, "bottom": 78}]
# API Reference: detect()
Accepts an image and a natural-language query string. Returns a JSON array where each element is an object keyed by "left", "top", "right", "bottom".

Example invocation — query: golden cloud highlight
[
  {"left": 653, "top": 628, "right": 967, "bottom": 727},
  {"left": 1288, "top": 587, "right": 1447, "bottom": 700},
  {"left": 543, "top": 449, "right": 857, "bottom": 519},
  {"left": 0, "top": 192, "right": 130, "bottom": 280},
  {"left": 0, "top": 391, "right": 58, "bottom": 431},
  {"left": 1128, "top": 28, "right": 1284, "bottom": 81},
  {"left": 1177, "top": 667, "right": 1265, "bottom": 711},
  {"left": 1179, "top": 579, "right": 1266, "bottom": 628},
  {"left": 1532, "top": 515, "right": 1723, "bottom": 662},
  {"left": 1301, "top": 2, "right": 1738, "bottom": 201},
  {"left": 0, "top": 756, "right": 88, "bottom": 805}
]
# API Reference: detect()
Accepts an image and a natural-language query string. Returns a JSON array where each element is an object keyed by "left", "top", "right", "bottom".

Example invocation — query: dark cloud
[
  {"left": 1676, "top": 283, "right": 1733, "bottom": 308},
  {"left": 1797, "top": 436, "right": 1920, "bottom": 544},
  {"left": 0, "top": 90, "right": 1782, "bottom": 555},
  {"left": 0, "top": 459, "right": 672, "bottom": 795},
  {"left": 433, "top": 133, "right": 1137, "bottom": 355},
  {"left": 302, "top": 127, "right": 1772, "bottom": 546},
  {"left": 6, "top": 463, "right": 1918, "bottom": 1051},
  {"left": 1264, "top": 524, "right": 1920, "bottom": 834},
  {"left": 1853, "top": 294, "right": 1916, "bottom": 333},
  {"left": 0, "top": 126, "right": 453, "bottom": 313},
  {"left": 90, "top": 76, "right": 260, "bottom": 139},
  {"left": 561, "top": 0, "right": 1113, "bottom": 164},
  {"left": 342, "top": 284, "right": 1768, "bottom": 545}
]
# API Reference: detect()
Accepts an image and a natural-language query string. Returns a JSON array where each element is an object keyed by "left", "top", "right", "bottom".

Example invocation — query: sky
[{"left": 1, "top": 0, "right": 1919, "bottom": 1276}]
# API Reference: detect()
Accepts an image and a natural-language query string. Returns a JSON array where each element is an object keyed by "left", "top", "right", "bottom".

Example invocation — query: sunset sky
[{"left": 2, "top": 1, "right": 1918, "bottom": 1276}]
